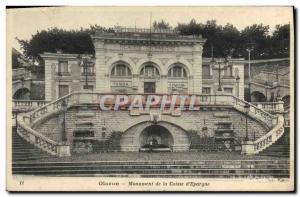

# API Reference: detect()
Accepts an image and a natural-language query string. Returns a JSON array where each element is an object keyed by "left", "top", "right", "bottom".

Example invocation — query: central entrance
[
  {"left": 144, "top": 82, "right": 156, "bottom": 93},
  {"left": 139, "top": 125, "right": 174, "bottom": 152}
]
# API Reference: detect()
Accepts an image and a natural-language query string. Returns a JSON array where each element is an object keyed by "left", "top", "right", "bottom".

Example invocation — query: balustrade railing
[
  {"left": 253, "top": 115, "right": 284, "bottom": 154},
  {"left": 251, "top": 102, "right": 284, "bottom": 112},
  {"left": 13, "top": 100, "right": 50, "bottom": 110},
  {"left": 16, "top": 118, "right": 59, "bottom": 155}
]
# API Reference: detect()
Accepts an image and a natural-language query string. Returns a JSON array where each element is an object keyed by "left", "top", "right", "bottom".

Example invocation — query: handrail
[
  {"left": 251, "top": 101, "right": 284, "bottom": 112},
  {"left": 16, "top": 115, "right": 59, "bottom": 156},
  {"left": 253, "top": 115, "right": 284, "bottom": 154},
  {"left": 13, "top": 100, "right": 50, "bottom": 108}
]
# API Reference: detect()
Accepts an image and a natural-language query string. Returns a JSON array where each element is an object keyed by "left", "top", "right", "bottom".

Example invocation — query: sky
[{"left": 7, "top": 6, "right": 293, "bottom": 52}]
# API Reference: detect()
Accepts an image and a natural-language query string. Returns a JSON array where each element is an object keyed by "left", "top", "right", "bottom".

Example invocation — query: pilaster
[{"left": 192, "top": 44, "right": 203, "bottom": 94}]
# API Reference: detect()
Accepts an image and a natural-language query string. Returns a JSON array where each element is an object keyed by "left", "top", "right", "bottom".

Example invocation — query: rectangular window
[
  {"left": 202, "top": 65, "right": 211, "bottom": 76},
  {"left": 58, "top": 60, "right": 68, "bottom": 74},
  {"left": 224, "top": 65, "right": 233, "bottom": 77},
  {"left": 224, "top": 88, "right": 233, "bottom": 94},
  {"left": 58, "top": 85, "right": 69, "bottom": 98},
  {"left": 202, "top": 87, "right": 211, "bottom": 94}
]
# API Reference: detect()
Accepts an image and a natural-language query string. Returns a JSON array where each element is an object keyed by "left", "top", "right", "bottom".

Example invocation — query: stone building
[
  {"left": 41, "top": 27, "right": 244, "bottom": 101},
  {"left": 27, "top": 27, "right": 278, "bottom": 155}
]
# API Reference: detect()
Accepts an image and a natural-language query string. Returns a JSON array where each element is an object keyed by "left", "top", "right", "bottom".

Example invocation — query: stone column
[
  {"left": 132, "top": 74, "right": 139, "bottom": 93},
  {"left": 161, "top": 75, "right": 168, "bottom": 93},
  {"left": 70, "top": 60, "right": 81, "bottom": 92},
  {"left": 192, "top": 44, "right": 203, "bottom": 94},
  {"left": 44, "top": 60, "right": 56, "bottom": 101},
  {"left": 237, "top": 64, "right": 245, "bottom": 99},
  {"left": 241, "top": 141, "right": 255, "bottom": 155}
]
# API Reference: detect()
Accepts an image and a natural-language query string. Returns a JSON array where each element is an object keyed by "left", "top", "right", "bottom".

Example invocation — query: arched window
[
  {"left": 168, "top": 65, "right": 187, "bottom": 78},
  {"left": 111, "top": 63, "right": 132, "bottom": 77},
  {"left": 140, "top": 64, "right": 160, "bottom": 77}
]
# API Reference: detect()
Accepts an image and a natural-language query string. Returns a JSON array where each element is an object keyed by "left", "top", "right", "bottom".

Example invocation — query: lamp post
[
  {"left": 61, "top": 100, "right": 68, "bottom": 142},
  {"left": 246, "top": 45, "right": 254, "bottom": 102},
  {"left": 244, "top": 103, "right": 250, "bottom": 142},
  {"left": 211, "top": 58, "right": 228, "bottom": 92},
  {"left": 78, "top": 55, "right": 93, "bottom": 90}
]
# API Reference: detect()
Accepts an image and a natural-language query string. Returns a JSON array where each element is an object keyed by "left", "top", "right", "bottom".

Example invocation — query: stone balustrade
[
  {"left": 16, "top": 91, "right": 283, "bottom": 157},
  {"left": 16, "top": 115, "right": 70, "bottom": 157},
  {"left": 252, "top": 115, "right": 284, "bottom": 154},
  {"left": 251, "top": 101, "right": 284, "bottom": 113},
  {"left": 13, "top": 100, "right": 50, "bottom": 111}
]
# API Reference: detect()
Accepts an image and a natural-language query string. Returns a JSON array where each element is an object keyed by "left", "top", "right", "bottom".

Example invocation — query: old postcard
[{"left": 6, "top": 6, "right": 294, "bottom": 191}]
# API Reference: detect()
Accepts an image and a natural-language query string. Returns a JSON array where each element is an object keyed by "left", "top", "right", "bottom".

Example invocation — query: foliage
[
  {"left": 153, "top": 20, "right": 171, "bottom": 30},
  {"left": 176, "top": 20, "right": 289, "bottom": 59},
  {"left": 17, "top": 20, "right": 290, "bottom": 64}
]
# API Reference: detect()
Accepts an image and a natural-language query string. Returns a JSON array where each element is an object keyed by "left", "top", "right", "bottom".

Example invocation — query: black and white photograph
[{"left": 6, "top": 6, "right": 294, "bottom": 191}]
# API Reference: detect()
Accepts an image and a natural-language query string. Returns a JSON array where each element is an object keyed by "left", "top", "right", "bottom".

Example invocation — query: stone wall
[{"left": 33, "top": 113, "right": 63, "bottom": 142}]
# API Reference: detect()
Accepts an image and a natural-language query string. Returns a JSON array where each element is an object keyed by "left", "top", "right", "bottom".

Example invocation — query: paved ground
[{"left": 35, "top": 151, "right": 287, "bottom": 163}]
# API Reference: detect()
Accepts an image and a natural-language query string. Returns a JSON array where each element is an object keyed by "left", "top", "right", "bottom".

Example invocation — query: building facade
[{"left": 41, "top": 27, "right": 244, "bottom": 101}]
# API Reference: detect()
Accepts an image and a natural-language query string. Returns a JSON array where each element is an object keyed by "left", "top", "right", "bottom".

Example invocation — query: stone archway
[
  {"left": 139, "top": 125, "right": 174, "bottom": 149},
  {"left": 251, "top": 91, "right": 266, "bottom": 102},
  {"left": 120, "top": 121, "right": 190, "bottom": 152},
  {"left": 282, "top": 95, "right": 290, "bottom": 109},
  {"left": 13, "top": 87, "right": 30, "bottom": 99}
]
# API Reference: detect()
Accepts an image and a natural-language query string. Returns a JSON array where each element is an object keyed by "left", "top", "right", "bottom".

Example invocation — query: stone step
[
  {"left": 12, "top": 164, "right": 290, "bottom": 171},
  {"left": 12, "top": 168, "right": 290, "bottom": 177},
  {"left": 12, "top": 128, "right": 56, "bottom": 161},
  {"left": 13, "top": 159, "right": 290, "bottom": 165},
  {"left": 11, "top": 173, "right": 290, "bottom": 179}
]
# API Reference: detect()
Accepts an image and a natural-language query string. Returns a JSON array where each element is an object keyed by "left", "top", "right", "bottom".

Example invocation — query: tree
[
  {"left": 153, "top": 20, "right": 171, "bottom": 30},
  {"left": 17, "top": 24, "right": 114, "bottom": 64},
  {"left": 239, "top": 24, "right": 270, "bottom": 59},
  {"left": 268, "top": 24, "right": 290, "bottom": 58},
  {"left": 17, "top": 21, "right": 290, "bottom": 64}
]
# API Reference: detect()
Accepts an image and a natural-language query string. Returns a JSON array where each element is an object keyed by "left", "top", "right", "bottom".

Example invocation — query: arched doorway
[
  {"left": 139, "top": 125, "right": 174, "bottom": 151},
  {"left": 120, "top": 121, "right": 190, "bottom": 152},
  {"left": 139, "top": 62, "right": 161, "bottom": 93},
  {"left": 13, "top": 88, "right": 30, "bottom": 99},
  {"left": 282, "top": 95, "right": 290, "bottom": 109},
  {"left": 251, "top": 91, "right": 266, "bottom": 102}
]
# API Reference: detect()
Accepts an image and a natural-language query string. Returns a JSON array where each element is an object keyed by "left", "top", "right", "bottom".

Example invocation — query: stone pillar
[
  {"left": 192, "top": 44, "right": 203, "bottom": 94},
  {"left": 44, "top": 60, "right": 56, "bottom": 101},
  {"left": 241, "top": 141, "right": 255, "bottom": 155},
  {"left": 57, "top": 142, "right": 71, "bottom": 157},
  {"left": 94, "top": 39, "right": 109, "bottom": 92},
  {"left": 132, "top": 74, "right": 139, "bottom": 93},
  {"left": 70, "top": 60, "right": 81, "bottom": 92},
  {"left": 277, "top": 100, "right": 284, "bottom": 112},
  {"left": 237, "top": 63, "right": 245, "bottom": 100},
  {"left": 161, "top": 75, "right": 168, "bottom": 93}
]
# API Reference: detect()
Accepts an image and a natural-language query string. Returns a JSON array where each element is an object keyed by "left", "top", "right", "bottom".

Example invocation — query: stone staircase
[
  {"left": 12, "top": 128, "right": 56, "bottom": 162},
  {"left": 259, "top": 130, "right": 290, "bottom": 157},
  {"left": 93, "top": 132, "right": 122, "bottom": 153},
  {"left": 12, "top": 159, "right": 290, "bottom": 178}
]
